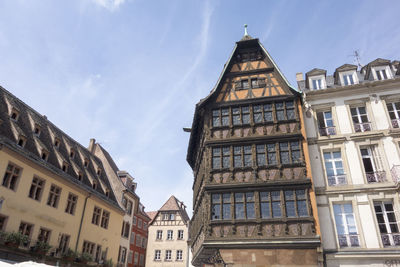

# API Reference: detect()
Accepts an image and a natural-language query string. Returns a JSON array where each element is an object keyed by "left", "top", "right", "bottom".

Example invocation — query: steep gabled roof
[
  {"left": 149, "top": 195, "right": 190, "bottom": 225},
  {"left": 146, "top": 211, "right": 157, "bottom": 224},
  {"left": 186, "top": 36, "right": 298, "bottom": 168}
]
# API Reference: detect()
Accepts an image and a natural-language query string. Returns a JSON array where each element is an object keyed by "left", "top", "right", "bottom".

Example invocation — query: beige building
[
  {"left": 298, "top": 59, "right": 400, "bottom": 266},
  {"left": 145, "top": 196, "right": 191, "bottom": 267},
  {"left": 0, "top": 85, "right": 124, "bottom": 264}
]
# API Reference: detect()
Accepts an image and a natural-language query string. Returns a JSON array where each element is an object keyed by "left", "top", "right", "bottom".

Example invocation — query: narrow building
[
  {"left": 299, "top": 59, "right": 400, "bottom": 266},
  {"left": 145, "top": 196, "right": 190, "bottom": 267},
  {"left": 186, "top": 29, "right": 321, "bottom": 266},
  {"left": 0, "top": 85, "right": 124, "bottom": 264},
  {"left": 91, "top": 142, "right": 150, "bottom": 267}
]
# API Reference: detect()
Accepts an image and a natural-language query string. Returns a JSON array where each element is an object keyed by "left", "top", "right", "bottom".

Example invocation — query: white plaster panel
[
  {"left": 371, "top": 99, "right": 390, "bottom": 130},
  {"left": 357, "top": 204, "right": 380, "bottom": 248},
  {"left": 356, "top": 194, "right": 368, "bottom": 203},
  {"left": 317, "top": 195, "right": 328, "bottom": 205},
  {"left": 304, "top": 113, "right": 317, "bottom": 138},
  {"left": 335, "top": 101, "right": 352, "bottom": 134},
  {"left": 344, "top": 142, "right": 364, "bottom": 184},
  {"left": 383, "top": 137, "right": 400, "bottom": 168}
]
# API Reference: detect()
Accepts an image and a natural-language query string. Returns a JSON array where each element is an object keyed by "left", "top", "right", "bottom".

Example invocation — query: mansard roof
[
  {"left": 186, "top": 36, "right": 298, "bottom": 168},
  {"left": 0, "top": 85, "right": 120, "bottom": 208}
]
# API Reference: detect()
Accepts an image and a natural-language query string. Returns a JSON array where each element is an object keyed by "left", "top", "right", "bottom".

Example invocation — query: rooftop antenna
[
  {"left": 350, "top": 50, "right": 363, "bottom": 68},
  {"left": 244, "top": 24, "right": 248, "bottom": 36}
]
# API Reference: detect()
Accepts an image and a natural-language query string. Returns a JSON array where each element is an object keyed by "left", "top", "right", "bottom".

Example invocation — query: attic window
[
  {"left": 54, "top": 138, "right": 60, "bottom": 148},
  {"left": 374, "top": 67, "right": 389, "bottom": 80},
  {"left": 17, "top": 136, "right": 26, "bottom": 147},
  {"left": 62, "top": 162, "right": 68, "bottom": 172},
  {"left": 241, "top": 80, "right": 249, "bottom": 89},
  {"left": 92, "top": 181, "right": 97, "bottom": 190},
  {"left": 69, "top": 149, "right": 75, "bottom": 159},
  {"left": 41, "top": 150, "right": 49, "bottom": 161},
  {"left": 96, "top": 169, "right": 101, "bottom": 176},
  {"left": 341, "top": 72, "right": 356, "bottom": 86},
  {"left": 78, "top": 172, "right": 83, "bottom": 181},
  {"left": 34, "top": 124, "right": 41, "bottom": 136},
  {"left": 10, "top": 108, "right": 20, "bottom": 121},
  {"left": 84, "top": 158, "right": 89, "bottom": 168},
  {"left": 105, "top": 189, "right": 110, "bottom": 197}
]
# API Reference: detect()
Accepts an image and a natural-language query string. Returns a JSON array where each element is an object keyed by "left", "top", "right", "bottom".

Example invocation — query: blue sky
[{"left": 0, "top": 0, "right": 399, "bottom": 215}]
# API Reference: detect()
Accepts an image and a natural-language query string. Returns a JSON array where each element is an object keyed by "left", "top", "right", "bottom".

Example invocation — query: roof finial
[{"left": 244, "top": 24, "right": 248, "bottom": 36}]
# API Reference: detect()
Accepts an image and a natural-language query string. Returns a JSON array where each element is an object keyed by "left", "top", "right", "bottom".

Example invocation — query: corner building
[
  {"left": 299, "top": 58, "right": 400, "bottom": 266},
  {"left": 187, "top": 33, "right": 321, "bottom": 266}
]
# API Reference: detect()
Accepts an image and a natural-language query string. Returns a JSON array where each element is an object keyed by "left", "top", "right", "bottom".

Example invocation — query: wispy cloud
[{"left": 91, "top": 0, "right": 126, "bottom": 11}]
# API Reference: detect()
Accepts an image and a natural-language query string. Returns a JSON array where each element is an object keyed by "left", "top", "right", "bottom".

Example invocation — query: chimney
[
  {"left": 296, "top": 72, "right": 303, "bottom": 82},
  {"left": 88, "top": 138, "right": 96, "bottom": 153}
]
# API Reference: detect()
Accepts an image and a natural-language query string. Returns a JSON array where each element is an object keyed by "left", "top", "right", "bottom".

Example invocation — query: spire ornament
[{"left": 244, "top": 24, "right": 248, "bottom": 36}]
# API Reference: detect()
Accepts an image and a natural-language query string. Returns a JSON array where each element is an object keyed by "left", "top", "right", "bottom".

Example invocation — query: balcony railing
[
  {"left": 338, "top": 234, "right": 360, "bottom": 248},
  {"left": 327, "top": 174, "right": 347, "bottom": 186},
  {"left": 319, "top": 126, "right": 336, "bottom": 136},
  {"left": 366, "top": 171, "right": 386, "bottom": 183},
  {"left": 381, "top": 233, "right": 400, "bottom": 247},
  {"left": 391, "top": 119, "right": 400, "bottom": 129},
  {"left": 391, "top": 165, "right": 400, "bottom": 183},
  {"left": 354, "top": 122, "right": 371, "bottom": 132}
]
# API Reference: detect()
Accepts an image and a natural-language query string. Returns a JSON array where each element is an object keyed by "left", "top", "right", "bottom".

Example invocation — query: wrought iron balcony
[
  {"left": 319, "top": 126, "right": 336, "bottom": 136},
  {"left": 327, "top": 174, "right": 347, "bottom": 186},
  {"left": 391, "top": 165, "right": 400, "bottom": 183},
  {"left": 366, "top": 171, "right": 386, "bottom": 183},
  {"left": 381, "top": 233, "right": 400, "bottom": 247},
  {"left": 354, "top": 122, "right": 371, "bottom": 132},
  {"left": 338, "top": 234, "right": 360, "bottom": 248},
  {"left": 391, "top": 119, "right": 400, "bottom": 129}
]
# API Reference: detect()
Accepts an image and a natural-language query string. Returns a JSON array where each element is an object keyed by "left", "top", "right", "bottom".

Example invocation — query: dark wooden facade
[{"left": 187, "top": 35, "right": 321, "bottom": 266}]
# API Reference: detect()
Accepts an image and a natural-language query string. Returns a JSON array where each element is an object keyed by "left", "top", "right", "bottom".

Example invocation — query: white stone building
[
  {"left": 145, "top": 196, "right": 192, "bottom": 267},
  {"left": 298, "top": 59, "right": 400, "bottom": 266}
]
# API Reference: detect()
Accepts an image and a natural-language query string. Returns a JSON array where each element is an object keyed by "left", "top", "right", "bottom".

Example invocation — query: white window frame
[
  {"left": 333, "top": 203, "right": 360, "bottom": 248},
  {"left": 177, "top": 230, "right": 184, "bottom": 240},
  {"left": 176, "top": 250, "right": 183, "bottom": 261},
  {"left": 156, "top": 230, "right": 162, "bottom": 240},
  {"left": 167, "top": 230, "right": 173, "bottom": 240},
  {"left": 340, "top": 71, "right": 358, "bottom": 86},
  {"left": 373, "top": 66, "right": 392, "bottom": 81},
  {"left": 350, "top": 106, "right": 371, "bottom": 132},
  {"left": 309, "top": 75, "right": 326, "bottom": 90},
  {"left": 386, "top": 101, "right": 400, "bottom": 128},
  {"left": 360, "top": 145, "right": 385, "bottom": 183},
  {"left": 323, "top": 151, "right": 346, "bottom": 186},
  {"left": 154, "top": 250, "right": 161, "bottom": 261},
  {"left": 165, "top": 250, "right": 172, "bottom": 261}
]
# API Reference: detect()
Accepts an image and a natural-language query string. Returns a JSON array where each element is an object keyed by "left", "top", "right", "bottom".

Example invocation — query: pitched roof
[
  {"left": 0, "top": 85, "right": 119, "bottom": 207},
  {"left": 146, "top": 211, "right": 157, "bottom": 224},
  {"left": 150, "top": 195, "right": 190, "bottom": 225},
  {"left": 160, "top": 195, "right": 183, "bottom": 211},
  {"left": 186, "top": 36, "right": 298, "bottom": 168},
  {"left": 361, "top": 58, "right": 391, "bottom": 79}
]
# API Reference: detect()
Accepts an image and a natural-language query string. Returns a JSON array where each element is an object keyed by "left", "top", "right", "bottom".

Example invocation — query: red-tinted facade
[{"left": 128, "top": 202, "right": 150, "bottom": 267}]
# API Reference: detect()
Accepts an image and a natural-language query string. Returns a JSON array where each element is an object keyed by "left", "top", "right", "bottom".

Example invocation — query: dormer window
[
  {"left": 105, "top": 189, "right": 110, "bottom": 197},
  {"left": 311, "top": 78, "right": 324, "bottom": 90},
  {"left": 84, "top": 158, "right": 89, "bottom": 168},
  {"left": 374, "top": 67, "right": 389, "bottom": 80},
  {"left": 341, "top": 72, "right": 356, "bottom": 86},
  {"left": 62, "top": 162, "right": 68, "bottom": 172},
  {"left": 54, "top": 138, "right": 60, "bottom": 148},
  {"left": 92, "top": 181, "right": 97, "bottom": 190},
  {"left": 41, "top": 150, "right": 49, "bottom": 161},
  {"left": 69, "top": 149, "right": 75, "bottom": 159},
  {"left": 17, "top": 136, "right": 26, "bottom": 147},
  {"left": 10, "top": 108, "right": 20, "bottom": 121},
  {"left": 34, "top": 124, "right": 41, "bottom": 136},
  {"left": 78, "top": 172, "right": 83, "bottom": 181},
  {"left": 96, "top": 168, "right": 101, "bottom": 176}
]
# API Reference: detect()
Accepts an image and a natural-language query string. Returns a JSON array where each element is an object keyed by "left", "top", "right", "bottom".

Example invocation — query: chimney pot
[{"left": 296, "top": 72, "right": 303, "bottom": 82}]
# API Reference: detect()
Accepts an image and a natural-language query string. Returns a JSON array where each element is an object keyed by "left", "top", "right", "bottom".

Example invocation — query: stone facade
[{"left": 299, "top": 59, "right": 400, "bottom": 266}]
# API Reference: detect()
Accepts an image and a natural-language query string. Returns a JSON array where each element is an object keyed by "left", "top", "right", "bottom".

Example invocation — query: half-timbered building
[
  {"left": 186, "top": 29, "right": 321, "bottom": 266},
  {"left": 145, "top": 196, "right": 190, "bottom": 267}
]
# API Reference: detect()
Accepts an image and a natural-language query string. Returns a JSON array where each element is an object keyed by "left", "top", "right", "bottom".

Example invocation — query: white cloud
[{"left": 91, "top": 0, "right": 126, "bottom": 11}]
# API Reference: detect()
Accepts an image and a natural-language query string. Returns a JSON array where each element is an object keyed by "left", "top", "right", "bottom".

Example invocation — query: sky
[{"left": 0, "top": 0, "right": 399, "bottom": 216}]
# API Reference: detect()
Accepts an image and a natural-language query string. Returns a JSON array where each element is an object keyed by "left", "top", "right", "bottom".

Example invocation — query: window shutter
[{"left": 316, "top": 112, "right": 325, "bottom": 128}]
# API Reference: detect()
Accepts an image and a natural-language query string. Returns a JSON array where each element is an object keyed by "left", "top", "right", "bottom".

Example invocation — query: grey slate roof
[{"left": 0, "top": 85, "right": 119, "bottom": 207}]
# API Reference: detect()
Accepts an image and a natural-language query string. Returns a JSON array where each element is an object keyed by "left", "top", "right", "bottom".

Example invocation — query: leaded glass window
[
  {"left": 280, "top": 142, "right": 290, "bottom": 164},
  {"left": 232, "top": 107, "right": 240, "bottom": 125},
  {"left": 271, "top": 191, "right": 282, "bottom": 218},
  {"left": 212, "top": 147, "right": 230, "bottom": 169},
  {"left": 260, "top": 192, "right": 271, "bottom": 218},
  {"left": 253, "top": 105, "right": 263, "bottom": 123}
]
